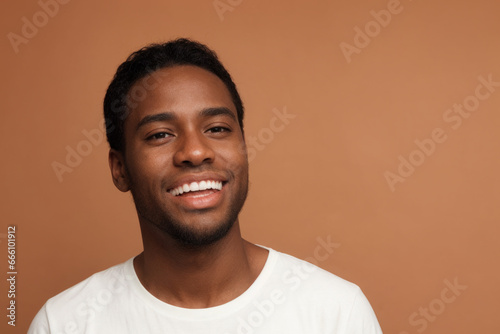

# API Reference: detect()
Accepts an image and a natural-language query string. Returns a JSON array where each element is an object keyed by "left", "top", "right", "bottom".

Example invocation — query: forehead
[{"left": 125, "top": 65, "right": 236, "bottom": 124}]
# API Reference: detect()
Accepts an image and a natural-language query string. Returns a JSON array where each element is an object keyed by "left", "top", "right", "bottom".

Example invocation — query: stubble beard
[{"left": 129, "top": 173, "right": 249, "bottom": 248}]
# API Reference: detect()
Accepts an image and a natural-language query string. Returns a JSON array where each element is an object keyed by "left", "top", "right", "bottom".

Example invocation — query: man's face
[{"left": 111, "top": 65, "right": 248, "bottom": 246}]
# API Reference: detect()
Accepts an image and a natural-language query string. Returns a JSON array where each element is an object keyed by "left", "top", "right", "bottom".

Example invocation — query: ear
[{"left": 108, "top": 149, "right": 130, "bottom": 192}]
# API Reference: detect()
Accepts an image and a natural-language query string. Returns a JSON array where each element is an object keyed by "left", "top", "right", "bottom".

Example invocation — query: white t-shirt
[{"left": 28, "top": 248, "right": 383, "bottom": 334}]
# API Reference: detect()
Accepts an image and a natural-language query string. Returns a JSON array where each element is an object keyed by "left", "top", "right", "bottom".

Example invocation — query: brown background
[{"left": 1, "top": 0, "right": 499, "bottom": 333}]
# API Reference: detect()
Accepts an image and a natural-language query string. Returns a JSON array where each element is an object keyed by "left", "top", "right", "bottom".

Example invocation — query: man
[{"left": 29, "top": 38, "right": 383, "bottom": 333}]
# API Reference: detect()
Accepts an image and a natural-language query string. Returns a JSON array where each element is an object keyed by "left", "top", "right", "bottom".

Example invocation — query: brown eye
[
  {"left": 208, "top": 127, "right": 230, "bottom": 133},
  {"left": 147, "top": 132, "right": 172, "bottom": 140}
]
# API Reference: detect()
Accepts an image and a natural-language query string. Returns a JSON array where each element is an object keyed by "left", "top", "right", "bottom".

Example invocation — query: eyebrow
[
  {"left": 199, "top": 107, "right": 237, "bottom": 122},
  {"left": 136, "top": 112, "right": 177, "bottom": 130},
  {"left": 136, "top": 107, "right": 237, "bottom": 130}
]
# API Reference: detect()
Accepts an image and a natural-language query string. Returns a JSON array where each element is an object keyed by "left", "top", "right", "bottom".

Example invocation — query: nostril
[{"left": 172, "top": 136, "right": 216, "bottom": 167}]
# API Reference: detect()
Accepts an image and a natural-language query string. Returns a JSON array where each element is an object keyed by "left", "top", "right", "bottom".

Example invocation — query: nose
[{"left": 173, "top": 131, "right": 215, "bottom": 167}]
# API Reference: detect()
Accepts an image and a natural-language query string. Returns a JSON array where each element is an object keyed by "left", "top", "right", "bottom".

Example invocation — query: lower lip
[{"left": 169, "top": 185, "right": 225, "bottom": 210}]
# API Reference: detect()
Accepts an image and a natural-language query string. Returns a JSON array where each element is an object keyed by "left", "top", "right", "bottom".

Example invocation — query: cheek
[
  {"left": 226, "top": 136, "right": 248, "bottom": 158},
  {"left": 126, "top": 148, "right": 171, "bottom": 183},
  {"left": 223, "top": 143, "right": 248, "bottom": 177},
  {"left": 149, "top": 150, "right": 172, "bottom": 170}
]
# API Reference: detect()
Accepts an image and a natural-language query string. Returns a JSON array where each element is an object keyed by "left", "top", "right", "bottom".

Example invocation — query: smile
[{"left": 169, "top": 180, "right": 223, "bottom": 196}]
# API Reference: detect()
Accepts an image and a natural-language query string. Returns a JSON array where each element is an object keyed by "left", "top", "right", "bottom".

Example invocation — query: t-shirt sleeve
[
  {"left": 344, "top": 288, "right": 383, "bottom": 334},
  {"left": 28, "top": 303, "right": 50, "bottom": 334}
]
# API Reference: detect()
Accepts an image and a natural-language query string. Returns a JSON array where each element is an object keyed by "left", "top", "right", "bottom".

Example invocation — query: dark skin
[{"left": 108, "top": 65, "right": 268, "bottom": 308}]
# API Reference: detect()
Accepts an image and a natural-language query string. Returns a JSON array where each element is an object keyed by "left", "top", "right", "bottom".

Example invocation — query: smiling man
[{"left": 28, "top": 39, "right": 383, "bottom": 333}]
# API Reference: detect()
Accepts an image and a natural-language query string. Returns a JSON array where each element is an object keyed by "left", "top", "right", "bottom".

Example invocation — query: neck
[{"left": 134, "top": 219, "right": 267, "bottom": 308}]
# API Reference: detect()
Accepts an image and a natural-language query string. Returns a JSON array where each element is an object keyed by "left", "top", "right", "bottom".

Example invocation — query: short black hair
[{"left": 103, "top": 38, "right": 244, "bottom": 151}]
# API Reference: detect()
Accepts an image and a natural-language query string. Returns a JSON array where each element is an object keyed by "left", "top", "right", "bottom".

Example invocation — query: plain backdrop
[{"left": 1, "top": 0, "right": 499, "bottom": 333}]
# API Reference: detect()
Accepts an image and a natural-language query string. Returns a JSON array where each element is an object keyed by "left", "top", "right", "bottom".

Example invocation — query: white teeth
[
  {"left": 169, "top": 180, "right": 223, "bottom": 196},
  {"left": 190, "top": 182, "right": 199, "bottom": 191}
]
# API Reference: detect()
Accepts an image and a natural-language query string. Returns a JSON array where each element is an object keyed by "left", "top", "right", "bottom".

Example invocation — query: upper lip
[{"left": 166, "top": 172, "right": 228, "bottom": 191}]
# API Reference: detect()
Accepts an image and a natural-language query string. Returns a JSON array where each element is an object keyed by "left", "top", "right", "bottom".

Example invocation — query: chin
[
  {"left": 169, "top": 222, "right": 235, "bottom": 247},
  {"left": 154, "top": 212, "right": 238, "bottom": 247}
]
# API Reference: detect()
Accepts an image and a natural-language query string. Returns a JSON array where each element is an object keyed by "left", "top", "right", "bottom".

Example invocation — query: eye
[
  {"left": 208, "top": 126, "right": 231, "bottom": 133},
  {"left": 147, "top": 132, "right": 172, "bottom": 141}
]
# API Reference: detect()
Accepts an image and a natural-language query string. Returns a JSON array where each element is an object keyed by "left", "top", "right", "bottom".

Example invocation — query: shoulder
[
  {"left": 270, "top": 248, "right": 361, "bottom": 296},
  {"left": 28, "top": 258, "right": 135, "bottom": 333},
  {"left": 46, "top": 258, "right": 134, "bottom": 309},
  {"left": 265, "top": 249, "right": 383, "bottom": 333}
]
